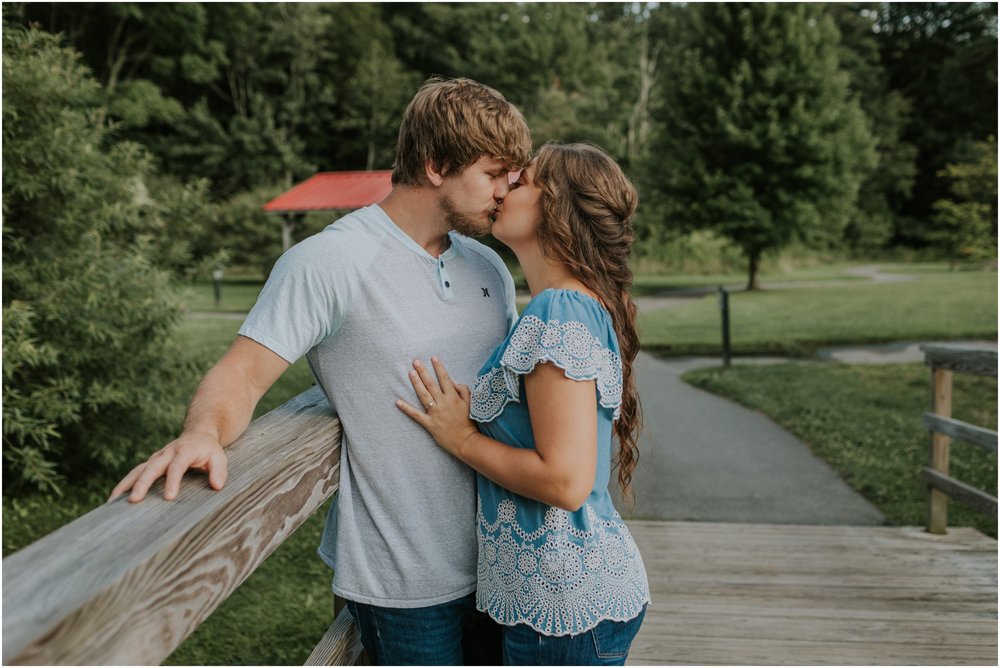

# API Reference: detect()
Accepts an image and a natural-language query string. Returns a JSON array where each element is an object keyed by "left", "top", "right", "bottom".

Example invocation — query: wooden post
[{"left": 927, "top": 368, "right": 953, "bottom": 534}]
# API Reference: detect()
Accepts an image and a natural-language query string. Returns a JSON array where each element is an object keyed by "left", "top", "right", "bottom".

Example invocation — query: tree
[
  {"left": 875, "top": 2, "right": 998, "bottom": 244},
  {"left": 646, "top": 3, "right": 876, "bottom": 288},
  {"left": 14, "top": 3, "right": 218, "bottom": 131},
  {"left": 383, "top": 2, "right": 648, "bottom": 164},
  {"left": 830, "top": 3, "right": 918, "bottom": 251},
  {"left": 335, "top": 32, "right": 419, "bottom": 170},
  {"left": 928, "top": 136, "right": 998, "bottom": 265},
  {"left": 2, "top": 25, "right": 197, "bottom": 493}
]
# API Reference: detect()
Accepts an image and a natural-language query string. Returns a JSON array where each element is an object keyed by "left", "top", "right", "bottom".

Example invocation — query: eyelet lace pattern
[
  {"left": 476, "top": 498, "right": 650, "bottom": 637},
  {"left": 469, "top": 315, "right": 623, "bottom": 423}
]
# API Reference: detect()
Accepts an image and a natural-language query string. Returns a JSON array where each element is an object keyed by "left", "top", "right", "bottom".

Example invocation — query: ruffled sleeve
[{"left": 470, "top": 289, "right": 623, "bottom": 423}]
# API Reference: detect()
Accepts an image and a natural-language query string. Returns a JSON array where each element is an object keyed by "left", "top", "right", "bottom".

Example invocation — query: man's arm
[{"left": 109, "top": 336, "right": 290, "bottom": 503}]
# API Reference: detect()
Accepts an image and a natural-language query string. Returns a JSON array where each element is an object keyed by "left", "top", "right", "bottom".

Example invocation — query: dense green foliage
[
  {"left": 684, "top": 363, "right": 997, "bottom": 537},
  {"left": 875, "top": 2, "right": 998, "bottom": 243},
  {"left": 647, "top": 3, "right": 877, "bottom": 288},
  {"left": 1, "top": 316, "right": 316, "bottom": 556},
  {"left": 1, "top": 25, "right": 205, "bottom": 493},
  {"left": 6, "top": 2, "right": 996, "bottom": 273},
  {"left": 929, "top": 136, "right": 999, "bottom": 264}
]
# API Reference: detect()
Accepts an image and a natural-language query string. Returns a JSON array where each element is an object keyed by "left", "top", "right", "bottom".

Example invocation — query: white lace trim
[
  {"left": 476, "top": 498, "right": 650, "bottom": 637},
  {"left": 470, "top": 316, "right": 623, "bottom": 423}
]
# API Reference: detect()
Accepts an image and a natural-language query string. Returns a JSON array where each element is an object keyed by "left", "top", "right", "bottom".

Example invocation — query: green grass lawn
[
  {"left": 181, "top": 267, "right": 866, "bottom": 310},
  {"left": 175, "top": 318, "right": 317, "bottom": 418},
  {"left": 639, "top": 268, "right": 997, "bottom": 355},
  {"left": 683, "top": 362, "right": 997, "bottom": 537},
  {"left": 177, "top": 279, "right": 266, "bottom": 313},
  {"left": 630, "top": 264, "right": 869, "bottom": 295}
]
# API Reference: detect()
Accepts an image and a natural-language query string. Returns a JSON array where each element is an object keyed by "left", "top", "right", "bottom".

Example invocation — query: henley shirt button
[
  {"left": 440, "top": 261, "right": 444, "bottom": 268},
  {"left": 444, "top": 281, "right": 451, "bottom": 288}
]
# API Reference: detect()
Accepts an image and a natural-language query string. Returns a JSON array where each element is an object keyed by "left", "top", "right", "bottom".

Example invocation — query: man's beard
[{"left": 440, "top": 195, "right": 491, "bottom": 238}]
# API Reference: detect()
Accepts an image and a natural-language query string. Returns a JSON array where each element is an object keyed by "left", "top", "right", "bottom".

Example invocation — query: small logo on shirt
[{"left": 481, "top": 288, "right": 491, "bottom": 298}]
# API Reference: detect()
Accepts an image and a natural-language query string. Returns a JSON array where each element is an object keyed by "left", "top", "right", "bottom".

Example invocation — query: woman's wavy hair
[{"left": 533, "top": 142, "right": 642, "bottom": 508}]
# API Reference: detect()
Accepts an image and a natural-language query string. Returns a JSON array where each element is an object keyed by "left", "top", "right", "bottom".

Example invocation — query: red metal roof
[{"left": 263, "top": 170, "right": 393, "bottom": 212}]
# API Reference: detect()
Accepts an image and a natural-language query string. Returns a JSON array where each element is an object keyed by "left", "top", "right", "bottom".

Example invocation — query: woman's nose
[{"left": 495, "top": 178, "right": 511, "bottom": 198}]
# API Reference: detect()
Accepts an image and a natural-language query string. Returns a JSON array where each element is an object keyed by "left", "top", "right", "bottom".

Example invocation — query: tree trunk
[
  {"left": 747, "top": 252, "right": 761, "bottom": 290},
  {"left": 627, "top": 30, "right": 663, "bottom": 167}
]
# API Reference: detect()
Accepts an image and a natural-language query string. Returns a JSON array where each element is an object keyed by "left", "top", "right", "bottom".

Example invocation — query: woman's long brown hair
[{"left": 533, "top": 142, "right": 642, "bottom": 509}]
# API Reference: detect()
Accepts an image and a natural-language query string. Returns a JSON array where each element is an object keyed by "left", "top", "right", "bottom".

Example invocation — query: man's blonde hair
[{"left": 392, "top": 77, "right": 532, "bottom": 186}]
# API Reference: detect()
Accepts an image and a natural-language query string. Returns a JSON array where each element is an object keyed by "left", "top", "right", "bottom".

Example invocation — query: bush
[
  {"left": 2, "top": 25, "right": 198, "bottom": 493},
  {"left": 197, "top": 184, "right": 286, "bottom": 278},
  {"left": 929, "top": 137, "right": 998, "bottom": 266}
]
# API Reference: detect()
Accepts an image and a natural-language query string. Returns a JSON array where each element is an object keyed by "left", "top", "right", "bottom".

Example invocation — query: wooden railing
[
  {"left": 2, "top": 386, "right": 363, "bottom": 666},
  {"left": 920, "top": 343, "right": 998, "bottom": 534}
]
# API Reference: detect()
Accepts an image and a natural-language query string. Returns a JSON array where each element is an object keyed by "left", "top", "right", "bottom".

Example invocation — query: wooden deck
[{"left": 627, "top": 521, "right": 997, "bottom": 665}]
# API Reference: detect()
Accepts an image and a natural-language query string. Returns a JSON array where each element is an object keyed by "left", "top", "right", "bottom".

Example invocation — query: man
[{"left": 110, "top": 77, "right": 532, "bottom": 665}]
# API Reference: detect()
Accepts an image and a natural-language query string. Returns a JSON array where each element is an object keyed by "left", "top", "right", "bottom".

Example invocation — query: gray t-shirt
[{"left": 238, "top": 204, "right": 517, "bottom": 607}]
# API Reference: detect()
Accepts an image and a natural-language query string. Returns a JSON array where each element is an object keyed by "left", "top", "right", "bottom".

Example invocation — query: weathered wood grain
[
  {"left": 922, "top": 468, "right": 999, "bottom": 516},
  {"left": 923, "top": 412, "right": 998, "bottom": 453},
  {"left": 305, "top": 607, "right": 364, "bottom": 666},
  {"left": 927, "top": 367, "right": 954, "bottom": 533},
  {"left": 921, "top": 343, "right": 997, "bottom": 533},
  {"left": 2, "top": 386, "right": 342, "bottom": 666},
  {"left": 626, "top": 521, "right": 997, "bottom": 666},
  {"left": 920, "top": 343, "right": 998, "bottom": 377}
]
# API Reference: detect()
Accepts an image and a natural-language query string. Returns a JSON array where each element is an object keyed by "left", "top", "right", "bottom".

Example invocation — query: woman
[{"left": 397, "top": 142, "right": 650, "bottom": 665}]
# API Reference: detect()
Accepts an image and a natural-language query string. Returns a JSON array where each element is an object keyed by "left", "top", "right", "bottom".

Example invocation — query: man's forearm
[{"left": 181, "top": 359, "right": 262, "bottom": 448}]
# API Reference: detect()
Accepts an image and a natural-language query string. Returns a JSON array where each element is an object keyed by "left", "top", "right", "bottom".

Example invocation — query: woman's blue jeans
[{"left": 501, "top": 608, "right": 646, "bottom": 666}]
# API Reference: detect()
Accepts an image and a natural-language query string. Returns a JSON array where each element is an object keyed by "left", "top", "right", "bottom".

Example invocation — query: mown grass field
[
  {"left": 181, "top": 261, "right": 875, "bottom": 314},
  {"left": 639, "top": 267, "right": 997, "bottom": 355},
  {"left": 177, "top": 279, "right": 267, "bottom": 313}
]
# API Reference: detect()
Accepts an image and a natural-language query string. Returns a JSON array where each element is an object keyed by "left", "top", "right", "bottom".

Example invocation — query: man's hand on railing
[
  {"left": 107, "top": 337, "right": 290, "bottom": 504},
  {"left": 109, "top": 433, "right": 228, "bottom": 503}
]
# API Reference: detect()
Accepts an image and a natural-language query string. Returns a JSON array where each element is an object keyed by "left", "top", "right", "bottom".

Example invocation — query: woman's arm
[{"left": 397, "top": 358, "right": 597, "bottom": 511}]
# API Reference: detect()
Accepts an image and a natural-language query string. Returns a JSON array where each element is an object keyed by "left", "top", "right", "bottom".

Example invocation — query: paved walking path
[
  {"left": 625, "top": 352, "right": 888, "bottom": 524},
  {"left": 624, "top": 338, "right": 995, "bottom": 524}
]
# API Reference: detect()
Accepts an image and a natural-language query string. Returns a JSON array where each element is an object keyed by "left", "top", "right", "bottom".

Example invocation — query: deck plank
[{"left": 626, "top": 521, "right": 997, "bottom": 665}]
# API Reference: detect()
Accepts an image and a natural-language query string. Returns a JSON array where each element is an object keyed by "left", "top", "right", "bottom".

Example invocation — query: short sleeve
[
  {"left": 238, "top": 225, "right": 380, "bottom": 363},
  {"left": 470, "top": 290, "right": 623, "bottom": 423}
]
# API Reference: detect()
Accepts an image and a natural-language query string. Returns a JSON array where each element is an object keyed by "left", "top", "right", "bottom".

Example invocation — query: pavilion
[{"left": 263, "top": 170, "right": 393, "bottom": 250}]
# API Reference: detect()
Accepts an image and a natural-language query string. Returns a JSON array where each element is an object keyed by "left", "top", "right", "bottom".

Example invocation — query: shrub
[{"left": 2, "top": 25, "right": 197, "bottom": 493}]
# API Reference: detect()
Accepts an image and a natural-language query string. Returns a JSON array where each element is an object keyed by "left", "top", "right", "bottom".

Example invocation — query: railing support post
[
  {"left": 927, "top": 367, "right": 953, "bottom": 534},
  {"left": 718, "top": 285, "right": 731, "bottom": 369}
]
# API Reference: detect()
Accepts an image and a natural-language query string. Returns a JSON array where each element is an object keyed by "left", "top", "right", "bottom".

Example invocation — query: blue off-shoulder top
[{"left": 468, "top": 289, "right": 650, "bottom": 637}]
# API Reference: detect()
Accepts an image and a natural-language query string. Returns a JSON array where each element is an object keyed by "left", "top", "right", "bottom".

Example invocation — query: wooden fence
[
  {"left": 1, "top": 386, "right": 363, "bottom": 666},
  {"left": 920, "top": 343, "right": 998, "bottom": 534}
]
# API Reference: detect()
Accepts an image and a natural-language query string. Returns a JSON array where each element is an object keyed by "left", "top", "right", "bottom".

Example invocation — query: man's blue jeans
[
  {"left": 345, "top": 593, "right": 501, "bottom": 665},
  {"left": 501, "top": 607, "right": 646, "bottom": 666}
]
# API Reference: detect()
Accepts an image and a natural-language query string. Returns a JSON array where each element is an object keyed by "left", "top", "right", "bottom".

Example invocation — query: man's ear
[{"left": 424, "top": 160, "right": 445, "bottom": 187}]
